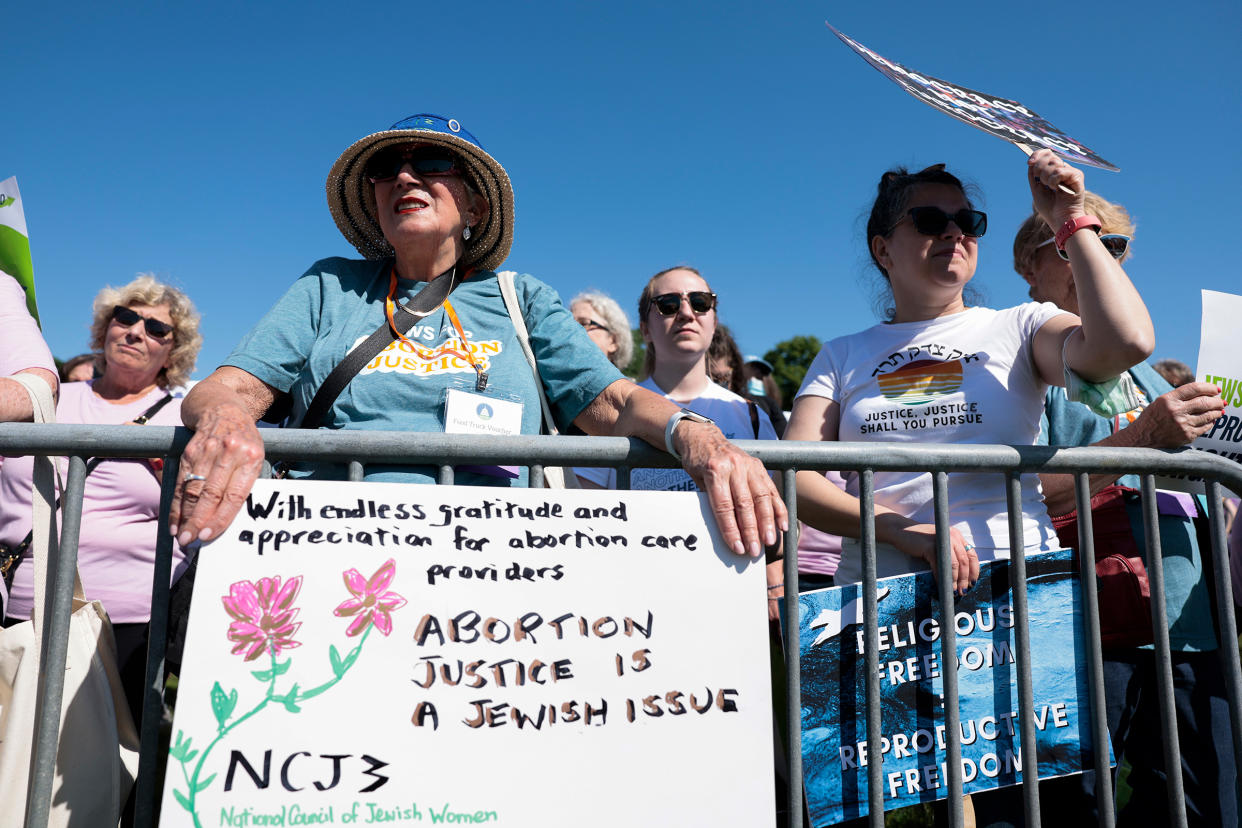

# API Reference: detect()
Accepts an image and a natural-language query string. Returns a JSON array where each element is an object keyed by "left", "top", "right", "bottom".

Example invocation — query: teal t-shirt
[
  {"left": 225, "top": 258, "right": 623, "bottom": 486},
  {"left": 1039, "top": 362, "right": 1216, "bottom": 651}
]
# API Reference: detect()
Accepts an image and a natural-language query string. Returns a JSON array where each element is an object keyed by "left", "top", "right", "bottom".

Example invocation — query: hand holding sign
[
  {"left": 1194, "top": 290, "right": 1242, "bottom": 465},
  {"left": 1026, "top": 149, "right": 1087, "bottom": 229}
]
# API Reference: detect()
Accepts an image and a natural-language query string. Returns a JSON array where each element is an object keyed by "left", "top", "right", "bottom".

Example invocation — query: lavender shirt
[
  {"left": 797, "top": 470, "right": 846, "bottom": 576},
  {"left": 0, "top": 275, "right": 54, "bottom": 378},
  {"left": 1, "top": 383, "right": 187, "bottom": 623}
]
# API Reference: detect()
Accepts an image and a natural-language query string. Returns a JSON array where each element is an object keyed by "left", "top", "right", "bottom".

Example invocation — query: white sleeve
[
  {"left": 795, "top": 341, "right": 840, "bottom": 401},
  {"left": 1024, "top": 300, "right": 1072, "bottom": 340}
]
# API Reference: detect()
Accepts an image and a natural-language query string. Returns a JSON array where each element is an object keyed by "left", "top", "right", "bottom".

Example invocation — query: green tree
[
  {"left": 624, "top": 329, "right": 646, "bottom": 379},
  {"left": 763, "top": 335, "right": 822, "bottom": 404}
]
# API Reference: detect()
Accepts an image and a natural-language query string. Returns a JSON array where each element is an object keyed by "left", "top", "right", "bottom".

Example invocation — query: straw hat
[{"left": 326, "top": 114, "right": 514, "bottom": 272}]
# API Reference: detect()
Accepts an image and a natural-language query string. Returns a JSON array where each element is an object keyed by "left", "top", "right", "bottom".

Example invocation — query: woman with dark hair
[
  {"left": 576, "top": 267, "right": 784, "bottom": 614},
  {"left": 786, "top": 150, "right": 1154, "bottom": 592},
  {"left": 578, "top": 266, "right": 779, "bottom": 491},
  {"left": 1013, "top": 191, "right": 1231, "bottom": 826},
  {"left": 708, "top": 325, "right": 746, "bottom": 394},
  {"left": 60, "top": 353, "right": 98, "bottom": 383}
]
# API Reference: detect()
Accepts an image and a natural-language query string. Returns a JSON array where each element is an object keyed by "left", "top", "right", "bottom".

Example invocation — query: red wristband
[
  {"left": 149, "top": 457, "right": 164, "bottom": 472},
  {"left": 1054, "top": 215, "right": 1102, "bottom": 251}
]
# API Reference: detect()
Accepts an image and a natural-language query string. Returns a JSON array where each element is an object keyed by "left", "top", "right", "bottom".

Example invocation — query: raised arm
[
  {"left": 574, "top": 379, "right": 787, "bottom": 559},
  {"left": 1026, "top": 150, "right": 1154, "bottom": 385},
  {"left": 169, "top": 366, "right": 278, "bottom": 546}
]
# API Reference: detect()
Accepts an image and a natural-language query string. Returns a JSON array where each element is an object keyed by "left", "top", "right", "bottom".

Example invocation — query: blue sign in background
[{"left": 798, "top": 549, "right": 1107, "bottom": 826}]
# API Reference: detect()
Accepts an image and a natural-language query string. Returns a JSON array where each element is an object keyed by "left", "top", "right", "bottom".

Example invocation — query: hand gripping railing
[{"left": 1, "top": 422, "right": 1240, "bottom": 828}]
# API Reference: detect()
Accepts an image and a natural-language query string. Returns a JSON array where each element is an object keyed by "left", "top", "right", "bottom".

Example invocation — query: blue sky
[{"left": 8, "top": 1, "right": 1240, "bottom": 381}]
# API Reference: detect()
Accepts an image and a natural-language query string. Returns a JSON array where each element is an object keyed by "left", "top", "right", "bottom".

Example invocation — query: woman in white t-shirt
[
  {"left": 785, "top": 151, "right": 1155, "bottom": 593},
  {"left": 576, "top": 266, "right": 783, "bottom": 612}
]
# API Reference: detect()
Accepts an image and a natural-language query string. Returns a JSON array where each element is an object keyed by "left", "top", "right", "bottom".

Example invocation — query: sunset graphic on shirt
[{"left": 876, "top": 359, "right": 964, "bottom": 405}]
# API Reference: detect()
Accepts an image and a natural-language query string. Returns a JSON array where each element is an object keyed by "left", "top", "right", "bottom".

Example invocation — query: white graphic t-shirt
[
  {"left": 577, "top": 377, "right": 777, "bottom": 491},
  {"left": 798, "top": 303, "right": 1068, "bottom": 582}
]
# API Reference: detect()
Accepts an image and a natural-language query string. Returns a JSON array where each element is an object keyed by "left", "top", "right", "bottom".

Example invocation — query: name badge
[{"left": 444, "top": 389, "right": 523, "bottom": 437}]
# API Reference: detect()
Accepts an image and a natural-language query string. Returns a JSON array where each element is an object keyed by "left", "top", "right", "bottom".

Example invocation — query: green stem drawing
[{"left": 169, "top": 626, "right": 373, "bottom": 826}]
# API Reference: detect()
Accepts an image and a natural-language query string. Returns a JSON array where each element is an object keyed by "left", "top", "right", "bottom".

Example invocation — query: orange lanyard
[
  {"left": 384, "top": 270, "right": 487, "bottom": 391},
  {"left": 444, "top": 300, "right": 488, "bottom": 391}
]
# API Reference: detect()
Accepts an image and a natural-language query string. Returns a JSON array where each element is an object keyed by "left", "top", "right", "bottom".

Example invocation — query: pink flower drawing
[
  {"left": 334, "top": 559, "right": 407, "bottom": 636},
  {"left": 222, "top": 575, "right": 304, "bottom": 661}
]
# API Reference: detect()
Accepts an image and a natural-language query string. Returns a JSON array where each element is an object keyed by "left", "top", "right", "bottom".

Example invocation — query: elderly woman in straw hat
[{"left": 170, "top": 114, "right": 785, "bottom": 558}]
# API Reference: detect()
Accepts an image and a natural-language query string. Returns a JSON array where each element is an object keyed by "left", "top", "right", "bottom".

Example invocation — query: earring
[{"left": 463, "top": 224, "right": 472, "bottom": 242}]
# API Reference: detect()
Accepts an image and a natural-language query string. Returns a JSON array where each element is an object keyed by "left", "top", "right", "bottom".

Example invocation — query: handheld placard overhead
[{"left": 826, "top": 23, "right": 1119, "bottom": 172}]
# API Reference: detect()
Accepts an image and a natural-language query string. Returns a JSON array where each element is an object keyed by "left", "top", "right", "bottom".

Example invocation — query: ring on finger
[
  {"left": 183, "top": 472, "right": 207, "bottom": 484},
  {"left": 964, "top": 542, "right": 975, "bottom": 552}
]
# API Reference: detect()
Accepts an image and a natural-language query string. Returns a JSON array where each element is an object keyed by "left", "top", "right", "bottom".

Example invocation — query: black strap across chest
[{"left": 297, "top": 263, "right": 460, "bottom": 431}]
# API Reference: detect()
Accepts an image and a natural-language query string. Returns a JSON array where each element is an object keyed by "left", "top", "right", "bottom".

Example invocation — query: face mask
[
  {"left": 1064, "top": 369, "right": 1143, "bottom": 417},
  {"left": 747, "top": 377, "right": 765, "bottom": 397},
  {"left": 1060, "top": 335, "right": 1143, "bottom": 417}
]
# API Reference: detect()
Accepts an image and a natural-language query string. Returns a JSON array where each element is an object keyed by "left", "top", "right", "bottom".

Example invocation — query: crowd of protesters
[{"left": 2, "top": 112, "right": 1241, "bottom": 827}]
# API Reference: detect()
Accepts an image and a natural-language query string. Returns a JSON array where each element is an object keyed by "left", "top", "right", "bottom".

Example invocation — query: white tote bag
[{"left": 0, "top": 374, "right": 139, "bottom": 828}]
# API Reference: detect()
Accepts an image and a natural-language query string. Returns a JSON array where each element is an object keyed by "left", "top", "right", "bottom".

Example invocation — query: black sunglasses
[
  {"left": 651, "top": 291, "right": 717, "bottom": 316},
  {"left": 112, "top": 305, "right": 174, "bottom": 339},
  {"left": 1041, "top": 233, "right": 1131, "bottom": 262},
  {"left": 365, "top": 146, "right": 464, "bottom": 182},
  {"left": 892, "top": 206, "right": 988, "bottom": 238},
  {"left": 578, "top": 318, "right": 609, "bottom": 333}
]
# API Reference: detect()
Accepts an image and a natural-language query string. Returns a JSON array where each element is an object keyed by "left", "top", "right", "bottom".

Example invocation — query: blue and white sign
[{"left": 798, "top": 549, "right": 1107, "bottom": 825}]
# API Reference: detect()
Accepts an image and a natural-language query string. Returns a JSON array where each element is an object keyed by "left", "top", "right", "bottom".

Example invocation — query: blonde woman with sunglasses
[
  {"left": 576, "top": 266, "right": 784, "bottom": 613},
  {"left": 1010, "top": 191, "right": 1231, "bottom": 826},
  {"left": 1, "top": 274, "right": 201, "bottom": 725},
  {"left": 786, "top": 151, "right": 1155, "bottom": 600},
  {"left": 578, "top": 266, "right": 779, "bottom": 490}
]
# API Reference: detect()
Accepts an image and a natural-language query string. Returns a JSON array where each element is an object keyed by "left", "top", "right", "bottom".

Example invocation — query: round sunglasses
[
  {"left": 112, "top": 305, "right": 174, "bottom": 339},
  {"left": 651, "top": 291, "right": 717, "bottom": 316},
  {"left": 1037, "top": 233, "right": 1131, "bottom": 262},
  {"left": 889, "top": 206, "right": 988, "bottom": 238},
  {"left": 366, "top": 146, "right": 464, "bottom": 182}
]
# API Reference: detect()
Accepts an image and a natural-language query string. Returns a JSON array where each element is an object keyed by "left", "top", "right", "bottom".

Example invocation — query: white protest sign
[
  {"left": 1195, "top": 289, "right": 1242, "bottom": 465},
  {"left": 160, "top": 480, "right": 775, "bottom": 828}
]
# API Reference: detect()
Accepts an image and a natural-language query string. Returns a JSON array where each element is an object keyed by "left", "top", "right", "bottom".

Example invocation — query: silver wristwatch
[{"left": 664, "top": 408, "right": 715, "bottom": 461}]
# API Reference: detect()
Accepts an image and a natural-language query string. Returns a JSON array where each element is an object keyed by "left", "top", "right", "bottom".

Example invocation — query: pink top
[
  {"left": 797, "top": 470, "right": 846, "bottom": 576},
  {"left": 1, "top": 382, "right": 187, "bottom": 623},
  {"left": 0, "top": 274, "right": 55, "bottom": 377}
]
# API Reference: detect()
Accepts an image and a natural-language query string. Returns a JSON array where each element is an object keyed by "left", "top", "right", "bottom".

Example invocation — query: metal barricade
[{"left": 2, "top": 422, "right": 1240, "bottom": 828}]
